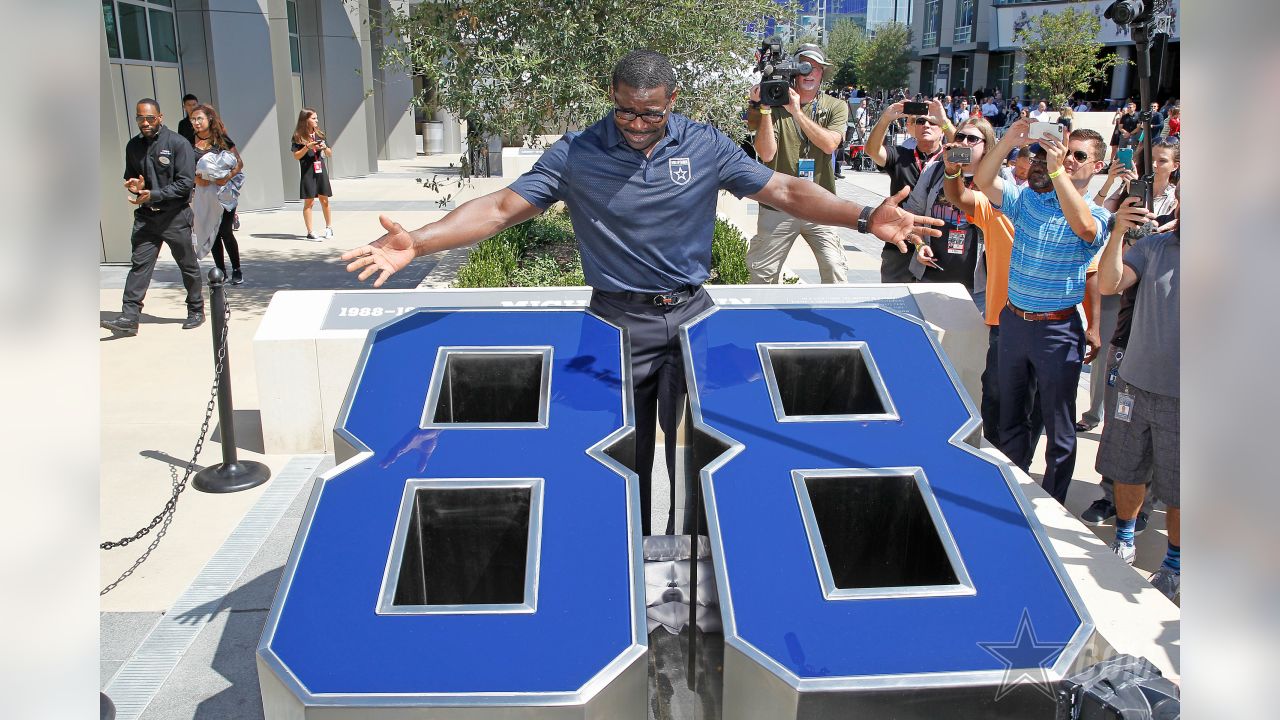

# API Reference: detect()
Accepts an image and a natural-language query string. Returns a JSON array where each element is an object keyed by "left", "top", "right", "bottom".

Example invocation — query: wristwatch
[{"left": 856, "top": 205, "right": 874, "bottom": 234}]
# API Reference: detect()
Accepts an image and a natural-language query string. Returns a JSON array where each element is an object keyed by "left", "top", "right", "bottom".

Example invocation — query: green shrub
[
  {"left": 454, "top": 209, "right": 750, "bottom": 287},
  {"left": 709, "top": 218, "right": 750, "bottom": 285}
]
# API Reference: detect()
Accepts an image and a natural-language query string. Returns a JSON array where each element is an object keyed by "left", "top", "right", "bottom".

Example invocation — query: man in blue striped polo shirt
[
  {"left": 973, "top": 118, "right": 1112, "bottom": 504},
  {"left": 341, "top": 50, "right": 944, "bottom": 535}
]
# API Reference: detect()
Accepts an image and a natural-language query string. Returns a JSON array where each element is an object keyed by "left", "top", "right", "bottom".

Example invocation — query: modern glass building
[{"left": 908, "top": 0, "right": 1180, "bottom": 101}]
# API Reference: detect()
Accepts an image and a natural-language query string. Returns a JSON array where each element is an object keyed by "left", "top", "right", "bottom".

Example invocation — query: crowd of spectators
[{"left": 838, "top": 88, "right": 1181, "bottom": 601}]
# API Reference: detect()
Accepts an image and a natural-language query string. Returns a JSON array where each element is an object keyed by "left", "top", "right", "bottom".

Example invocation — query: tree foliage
[
  {"left": 852, "top": 22, "right": 911, "bottom": 93},
  {"left": 378, "top": 0, "right": 790, "bottom": 154},
  {"left": 1017, "top": 7, "right": 1121, "bottom": 108},
  {"left": 826, "top": 19, "right": 866, "bottom": 89}
]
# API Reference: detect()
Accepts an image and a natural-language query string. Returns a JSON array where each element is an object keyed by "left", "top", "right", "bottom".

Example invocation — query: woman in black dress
[
  {"left": 291, "top": 108, "right": 334, "bottom": 240},
  {"left": 191, "top": 104, "right": 245, "bottom": 283}
]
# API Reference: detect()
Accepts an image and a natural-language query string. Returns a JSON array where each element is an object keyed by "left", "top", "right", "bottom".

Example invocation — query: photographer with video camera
[
  {"left": 746, "top": 43, "right": 849, "bottom": 284},
  {"left": 865, "top": 97, "right": 957, "bottom": 281}
]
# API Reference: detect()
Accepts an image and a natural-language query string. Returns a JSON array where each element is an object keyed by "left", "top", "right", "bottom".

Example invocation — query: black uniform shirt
[
  {"left": 177, "top": 116, "right": 196, "bottom": 146},
  {"left": 123, "top": 124, "right": 195, "bottom": 213}
]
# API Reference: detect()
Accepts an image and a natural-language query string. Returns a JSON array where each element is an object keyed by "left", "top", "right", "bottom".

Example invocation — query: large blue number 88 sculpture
[{"left": 258, "top": 304, "right": 1093, "bottom": 719}]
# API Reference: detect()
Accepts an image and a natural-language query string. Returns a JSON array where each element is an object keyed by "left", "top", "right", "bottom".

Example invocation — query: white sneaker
[
  {"left": 305, "top": 232, "right": 320, "bottom": 241},
  {"left": 324, "top": 227, "right": 334, "bottom": 239}
]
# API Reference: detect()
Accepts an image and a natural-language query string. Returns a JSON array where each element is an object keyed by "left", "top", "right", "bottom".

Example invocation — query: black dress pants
[
  {"left": 589, "top": 287, "right": 714, "bottom": 536},
  {"left": 122, "top": 206, "right": 203, "bottom": 318}
]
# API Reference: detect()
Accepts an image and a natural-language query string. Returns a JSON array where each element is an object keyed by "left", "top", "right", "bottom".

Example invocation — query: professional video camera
[
  {"left": 754, "top": 37, "right": 813, "bottom": 107},
  {"left": 1103, "top": 0, "right": 1169, "bottom": 26}
]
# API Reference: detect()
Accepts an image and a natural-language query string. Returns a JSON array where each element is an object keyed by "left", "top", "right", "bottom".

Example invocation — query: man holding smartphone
[
  {"left": 972, "top": 118, "right": 1111, "bottom": 504},
  {"left": 865, "top": 97, "right": 957, "bottom": 281}
]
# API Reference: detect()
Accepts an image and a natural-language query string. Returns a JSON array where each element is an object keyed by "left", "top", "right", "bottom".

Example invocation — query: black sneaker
[
  {"left": 231, "top": 268, "right": 244, "bottom": 285},
  {"left": 1080, "top": 498, "right": 1115, "bottom": 525},
  {"left": 101, "top": 314, "right": 139, "bottom": 336},
  {"left": 1134, "top": 511, "right": 1149, "bottom": 535},
  {"left": 182, "top": 312, "right": 205, "bottom": 330}
]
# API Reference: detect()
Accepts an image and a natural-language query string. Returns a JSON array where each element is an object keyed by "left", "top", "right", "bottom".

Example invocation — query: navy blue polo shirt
[{"left": 508, "top": 113, "right": 773, "bottom": 293}]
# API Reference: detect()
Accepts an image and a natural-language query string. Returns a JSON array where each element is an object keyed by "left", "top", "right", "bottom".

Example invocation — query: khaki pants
[{"left": 747, "top": 206, "right": 848, "bottom": 284}]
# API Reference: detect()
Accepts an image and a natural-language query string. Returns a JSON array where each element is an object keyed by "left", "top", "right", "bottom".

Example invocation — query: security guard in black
[{"left": 106, "top": 99, "right": 204, "bottom": 334}]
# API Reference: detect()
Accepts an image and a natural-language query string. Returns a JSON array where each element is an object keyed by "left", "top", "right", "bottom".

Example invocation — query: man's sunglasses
[
  {"left": 135, "top": 115, "right": 159, "bottom": 123},
  {"left": 1027, "top": 144, "right": 1091, "bottom": 164},
  {"left": 614, "top": 107, "right": 668, "bottom": 124},
  {"left": 912, "top": 117, "right": 939, "bottom": 126}
]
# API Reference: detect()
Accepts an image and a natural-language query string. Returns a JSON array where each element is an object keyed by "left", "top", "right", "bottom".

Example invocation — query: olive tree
[
  {"left": 1018, "top": 7, "right": 1121, "bottom": 108},
  {"left": 377, "top": 0, "right": 791, "bottom": 167}
]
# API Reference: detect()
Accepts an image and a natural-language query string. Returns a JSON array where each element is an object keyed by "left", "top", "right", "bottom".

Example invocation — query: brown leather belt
[{"left": 1005, "top": 301, "right": 1075, "bottom": 321}]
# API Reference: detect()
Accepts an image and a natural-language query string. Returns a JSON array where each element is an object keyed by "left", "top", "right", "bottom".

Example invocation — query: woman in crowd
[
  {"left": 190, "top": 104, "right": 245, "bottom": 284},
  {"left": 1166, "top": 106, "right": 1180, "bottom": 137},
  {"left": 1058, "top": 105, "right": 1074, "bottom": 133},
  {"left": 904, "top": 116, "right": 1000, "bottom": 303},
  {"left": 292, "top": 108, "right": 335, "bottom": 240}
]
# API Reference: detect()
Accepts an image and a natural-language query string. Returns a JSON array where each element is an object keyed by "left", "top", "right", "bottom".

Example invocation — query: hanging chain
[{"left": 100, "top": 301, "right": 232, "bottom": 596}]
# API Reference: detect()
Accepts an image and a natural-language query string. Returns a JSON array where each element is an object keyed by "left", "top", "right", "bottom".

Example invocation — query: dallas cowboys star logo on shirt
[{"left": 669, "top": 157, "right": 691, "bottom": 185}]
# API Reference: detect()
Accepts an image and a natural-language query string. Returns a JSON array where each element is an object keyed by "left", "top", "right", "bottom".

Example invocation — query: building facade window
[
  {"left": 989, "top": 52, "right": 1015, "bottom": 99},
  {"left": 922, "top": 0, "right": 942, "bottom": 49},
  {"left": 865, "top": 0, "right": 910, "bottom": 39},
  {"left": 287, "top": 0, "right": 302, "bottom": 74},
  {"left": 954, "top": 0, "right": 976, "bottom": 44},
  {"left": 102, "top": 0, "right": 179, "bottom": 66}
]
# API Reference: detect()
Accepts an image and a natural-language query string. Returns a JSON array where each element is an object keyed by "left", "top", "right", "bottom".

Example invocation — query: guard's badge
[
  {"left": 668, "top": 157, "right": 691, "bottom": 185},
  {"left": 158, "top": 156, "right": 170, "bottom": 166}
]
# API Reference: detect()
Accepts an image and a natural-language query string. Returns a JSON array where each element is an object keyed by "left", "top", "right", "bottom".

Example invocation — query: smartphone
[
  {"left": 903, "top": 101, "right": 929, "bottom": 116},
  {"left": 1116, "top": 147, "right": 1135, "bottom": 170},
  {"left": 1029, "top": 122, "right": 1063, "bottom": 141},
  {"left": 1125, "top": 179, "right": 1149, "bottom": 205},
  {"left": 945, "top": 146, "right": 972, "bottom": 165}
]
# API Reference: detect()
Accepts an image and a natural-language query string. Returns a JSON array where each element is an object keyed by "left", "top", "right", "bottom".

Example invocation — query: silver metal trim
[
  {"left": 582, "top": 306, "right": 649, "bottom": 661},
  {"left": 260, "top": 306, "right": 650, "bottom": 708},
  {"left": 375, "top": 477, "right": 544, "bottom": 615},
  {"left": 680, "top": 302, "right": 1095, "bottom": 692},
  {"left": 791, "top": 467, "right": 976, "bottom": 601},
  {"left": 756, "top": 341, "right": 900, "bottom": 423},
  {"left": 420, "top": 346, "right": 553, "bottom": 429}
]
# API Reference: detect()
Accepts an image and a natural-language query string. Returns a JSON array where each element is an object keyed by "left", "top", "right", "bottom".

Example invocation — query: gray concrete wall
[
  {"left": 267, "top": 0, "right": 303, "bottom": 201},
  {"left": 100, "top": 32, "right": 134, "bottom": 264},
  {"left": 371, "top": 0, "right": 416, "bottom": 161},
  {"left": 177, "top": 0, "right": 288, "bottom": 212},
  {"left": 298, "top": 0, "right": 376, "bottom": 177}
]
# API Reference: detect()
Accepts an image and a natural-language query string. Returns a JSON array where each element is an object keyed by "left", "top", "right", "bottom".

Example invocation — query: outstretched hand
[
  {"left": 340, "top": 214, "right": 418, "bottom": 287},
  {"left": 867, "top": 186, "right": 945, "bottom": 253}
]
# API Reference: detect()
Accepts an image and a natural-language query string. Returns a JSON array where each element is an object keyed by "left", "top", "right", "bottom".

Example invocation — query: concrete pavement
[{"left": 99, "top": 150, "right": 1176, "bottom": 719}]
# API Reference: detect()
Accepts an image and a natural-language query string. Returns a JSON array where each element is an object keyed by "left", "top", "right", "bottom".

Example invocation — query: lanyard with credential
[
  {"left": 795, "top": 99, "right": 821, "bottom": 160},
  {"left": 794, "top": 100, "right": 822, "bottom": 180}
]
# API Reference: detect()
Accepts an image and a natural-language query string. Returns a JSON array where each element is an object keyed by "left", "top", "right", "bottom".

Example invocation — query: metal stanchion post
[{"left": 194, "top": 268, "right": 271, "bottom": 493}]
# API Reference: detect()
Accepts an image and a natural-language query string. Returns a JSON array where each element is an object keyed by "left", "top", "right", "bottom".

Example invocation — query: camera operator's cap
[{"left": 795, "top": 44, "right": 834, "bottom": 68}]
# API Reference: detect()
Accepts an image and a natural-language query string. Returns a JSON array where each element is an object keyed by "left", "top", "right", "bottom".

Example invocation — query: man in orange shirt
[{"left": 939, "top": 149, "right": 1042, "bottom": 446}]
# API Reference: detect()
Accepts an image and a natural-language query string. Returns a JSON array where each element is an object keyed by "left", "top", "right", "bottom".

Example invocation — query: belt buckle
[{"left": 652, "top": 293, "right": 681, "bottom": 307}]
